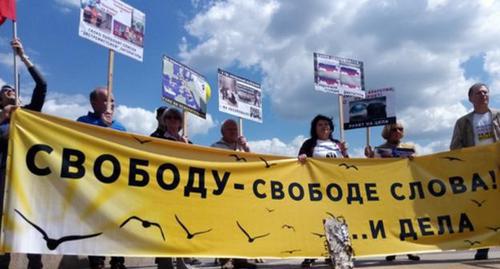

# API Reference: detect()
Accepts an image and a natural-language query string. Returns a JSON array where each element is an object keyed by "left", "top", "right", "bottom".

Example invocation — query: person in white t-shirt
[
  {"left": 298, "top": 114, "right": 348, "bottom": 163},
  {"left": 297, "top": 114, "right": 348, "bottom": 268},
  {"left": 450, "top": 82, "right": 499, "bottom": 260}
]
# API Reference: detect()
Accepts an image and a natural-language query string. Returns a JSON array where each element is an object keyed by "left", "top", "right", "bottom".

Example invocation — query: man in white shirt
[{"left": 450, "top": 83, "right": 499, "bottom": 260}]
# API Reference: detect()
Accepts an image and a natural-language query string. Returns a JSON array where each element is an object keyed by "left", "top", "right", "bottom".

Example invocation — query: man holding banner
[
  {"left": 0, "top": 39, "right": 46, "bottom": 269},
  {"left": 450, "top": 82, "right": 500, "bottom": 260},
  {"left": 77, "top": 87, "right": 126, "bottom": 269}
]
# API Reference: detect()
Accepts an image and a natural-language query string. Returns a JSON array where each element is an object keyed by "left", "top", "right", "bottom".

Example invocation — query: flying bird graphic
[
  {"left": 229, "top": 154, "right": 247, "bottom": 162},
  {"left": 175, "top": 215, "right": 212, "bottom": 239},
  {"left": 441, "top": 156, "right": 464, "bottom": 162},
  {"left": 281, "top": 224, "right": 296, "bottom": 232},
  {"left": 464, "top": 240, "right": 481, "bottom": 246},
  {"left": 132, "top": 135, "right": 152, "bottom": 145},
  {"left": 120, "top": 216, "right": 165, "bottom": 241},
  {"left": 15, "top": 209, "right": 102, "bottom": 251},
  {"left": 338, "top": 163, "right": 358, "bottom": 170},
  {"left": 311, "top": 232, "right": 326, "bottom": 238},
  {"left": 236, "top": 221, "right": 270, "bottom": 243},
  {"left": 470, "top": 199, "right": 486, "bottom": 207},
  {"left": 486, "top": 226, "right": 500, "bottom": 232},
  {"left": 259, "top": 157, "right": 276, "bottom": 168},
  {"left": 281, "top": 249, "right": 301, "bottom": 254}
]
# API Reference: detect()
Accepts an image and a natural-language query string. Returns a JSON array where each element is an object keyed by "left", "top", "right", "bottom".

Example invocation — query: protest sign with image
[
  {"left": 343, "top": 87, "right": 396, "bottom": 129},
  {"left": 218, "top": 69, "right": 262, "bottom": 123},
  {"left": 79, "top": 0, "right": 145, "bottom": 61},
  {"left": 162, "top": 56, "right": 209, "bottom": 118},
  {"left": 314, "top": 53, "right": 365, "bottom": 98}
]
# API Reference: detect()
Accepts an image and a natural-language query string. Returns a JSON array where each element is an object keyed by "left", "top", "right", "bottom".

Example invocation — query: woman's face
[
  {"left": 164, "top": 112, "right": 182, "bottom": 132},
  {"left": 315, "top": 119, "right": 332, "bottom": 140},
  {"left": 388, "top": 124, "right": 404, "bottom": 142}
]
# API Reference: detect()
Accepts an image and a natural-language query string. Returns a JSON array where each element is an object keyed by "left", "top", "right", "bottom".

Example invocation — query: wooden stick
[
  {"left": 183, "top": 111, "right": 188, "bottom": 137},
  {"left": 106, "top": 49, "right": 115, "bottom": 111},
  {"left": 238, "top": 117, "right": 243, "bottom": 136},
  {"left": 338, "top": 95, "right": 345, "bottom": 141}
]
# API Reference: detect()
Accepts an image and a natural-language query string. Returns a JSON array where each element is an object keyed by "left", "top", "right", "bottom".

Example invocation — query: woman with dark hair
[
  {"left": 364, "top": 122, "right": 420, "bottom": 262},
  {"left": 152, "top": 107, "right": 193, "bottom": 269},
  {"left": 298, "top": 115, "right": 348, "bottom": 268},
  {"left": 298, "top": 114, "right": 348, "bottom": 163}
]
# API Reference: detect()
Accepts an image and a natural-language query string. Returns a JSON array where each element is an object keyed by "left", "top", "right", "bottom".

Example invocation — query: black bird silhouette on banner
[
  {"left": 132, "top": 135, "right": 152, "bottom": 145},
  {"left": 15, "top": 209, "right": 102, "bottom": 251},
  {"left": 486, "top": 226, "right": 500, "bottom": 232},
  {"left": 441, "top": 156, "right": 464, "bottom": 162},
  {"left": 464, "top": 240, "right": 481, "bottom": 246},
  {"left": 229, "top": 154, "right": 247, "bottom": 162},
  {"left": 120, "top": 216, "right": 165, "bottom": 241},
  {"left": 281, "top": 224, "right": 296, "bottom": 232},
  {"left": 311, "top": 232, "right": 326, "bottom": 238},
  {"left": 259, "top": 157, "right": 276, "bottom": 168},
  {"left": 236, "top": 221, "right": 270, "bottom": 243},
  {"left": 175, "top": 215, "right": 213, "bottom": 239},
  {"left": 338, "top": 163, "right": 358, "bottom": 170},
  {"left": 281, "top": 249, "right": 301, "bottom": 254},
  {"left": 470, "top": 199, "right": 486, "bottom": 207}
]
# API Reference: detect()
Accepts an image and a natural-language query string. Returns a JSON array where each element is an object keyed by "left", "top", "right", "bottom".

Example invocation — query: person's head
[
  {"left": 382, "top": 122, "right": 405, "bottom": 144},
  {"left": 155, "top": 106, "right": 168, "bottom": 127},
  {"left": 90, "top": 87, "right": 114, "bottom": 115},
  {"left": 468, "top": 83, "right": 489, "bottom": 111},
  {"left": 310, "top": 114, "right": 334, "bottom": 141},
  {"left": 220, "top": 119, "right": 239, "bottom": 143},
  {"left": 0, "top": 85, "right": 16, "bottom": 108},
  {"left": 162, "top": 107, "right": 183, "bottom": 133}
]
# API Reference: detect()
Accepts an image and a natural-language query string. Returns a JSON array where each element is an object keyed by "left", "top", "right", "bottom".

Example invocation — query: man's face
[
  {"left": 469, "top": 86, "right": 489, "bottom": 107},
  {"left": 0, "top": 87, "right": 16, "bottom": 107},
  {"left": 222, "top": 121, "right": 238, "bottom": 143},
  {"left": 91, "top": 88, "right": 114, "bottom": 114}
]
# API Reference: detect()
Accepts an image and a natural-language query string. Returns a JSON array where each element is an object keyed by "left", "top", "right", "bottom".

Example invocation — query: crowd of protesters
[{"left": 0, "top": 38, "right": 498, "bottom": 269}]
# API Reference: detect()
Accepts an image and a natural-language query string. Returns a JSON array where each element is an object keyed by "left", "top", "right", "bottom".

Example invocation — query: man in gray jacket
[{"left": 450, "top": 82, "right": 499, "bottom": 260}]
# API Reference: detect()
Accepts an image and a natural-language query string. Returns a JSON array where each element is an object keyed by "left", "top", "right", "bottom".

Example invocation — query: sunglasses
[
  {"left": 391, "top": 127, "right": 404, "bottom": 132},
  {"left": 165, "top": 115, "right": 181, "bottom": 120}
]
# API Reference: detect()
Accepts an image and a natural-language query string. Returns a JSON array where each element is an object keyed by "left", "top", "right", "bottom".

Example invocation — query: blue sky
[{"left": 0, "top": 0, "right": 499, "bottom": 157}]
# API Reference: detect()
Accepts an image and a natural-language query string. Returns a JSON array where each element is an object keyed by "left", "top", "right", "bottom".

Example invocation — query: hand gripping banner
[{"left": 1, "top": 109, "right": 499, "bottom": 257}]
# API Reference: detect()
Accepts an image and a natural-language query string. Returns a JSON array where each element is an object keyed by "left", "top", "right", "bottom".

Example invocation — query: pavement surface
[{"left": 8, "top": 248, "right": 500, "bottom": 268}]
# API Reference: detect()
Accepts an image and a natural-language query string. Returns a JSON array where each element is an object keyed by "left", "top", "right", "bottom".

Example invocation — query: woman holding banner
[
  {"left": 298, "top": 114, "right": 349, "bottom": 162},
  {"left": 364, "top": 122, "right": 420, "bottom": 262},
  {"left": 151, "top": 107, "right": 195, "bottom": 269},
  {"left": 297, "top": 114, "right": 348, "bottom": 268}
]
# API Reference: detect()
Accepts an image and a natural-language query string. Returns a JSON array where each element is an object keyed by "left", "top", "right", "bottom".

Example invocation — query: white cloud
[
  {"left": 54, "top": 0, "right": 79, "bottom": 9},
  {"left": 179, "top": 0, "right": 500, "bottom": 154},
  {"left": 0, "top": 53, "right": 13, "bottom": 68},
  {"left": 249, "top": 135, "right": 305, "bottom": 157},
  {"left": 186, "top": 113, "right": 217, "bottom": 137},
  {"left": 484, "top": 50, "right": 500, "bottom": 92}
]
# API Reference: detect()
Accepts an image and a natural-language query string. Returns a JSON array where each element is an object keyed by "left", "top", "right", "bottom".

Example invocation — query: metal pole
[
  {"left": 238, "top": 117, "right": 243, "bottom": 136},
  {"left": 338, "top": 95, "right": 345, "bottom": 141},
  {"left": 13, "top": 21, "right": 19, "bottom": 105},
  {"left": 106, "top": 49, "right": 115, "bottom": 111},
  {"left": 183, "top": 111, "right": 188, "bottom": 137}
]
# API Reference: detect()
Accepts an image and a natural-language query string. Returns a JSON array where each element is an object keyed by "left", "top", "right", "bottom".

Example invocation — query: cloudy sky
[{"left": 0, "top": 0, "right": 498, "bottom": 157}]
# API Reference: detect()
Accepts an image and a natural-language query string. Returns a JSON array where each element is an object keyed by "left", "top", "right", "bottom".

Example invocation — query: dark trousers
[
  {"left": 88, "top": 256, "right": 125, "bottom": 266},
  {"left": 0, "top": 253, "right": 43, "bottom": 269}
]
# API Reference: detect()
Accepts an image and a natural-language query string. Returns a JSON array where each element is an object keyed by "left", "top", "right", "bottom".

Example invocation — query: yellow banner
[{"left": 1, "top": 109, "right": 499, "bottom": 258}]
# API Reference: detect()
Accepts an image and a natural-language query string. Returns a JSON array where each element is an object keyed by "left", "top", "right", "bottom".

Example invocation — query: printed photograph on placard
[
  {"left": 314, "top": 52, "right": 365, "bottom": 98},
  {"left": 218, "top": 69, "right": 263, "bottom": 123},
  {"left": 81, "top": 0, "right": 112, "bottom": 32},
  {"left": 343, "top": 87, "right": 396, "bottom": 130},
  {"left": 162, "top": 56, "right": 208, "bottom": 118},
  {"left": 79, "top": 0, "right": 145, "bottom": 61}
]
